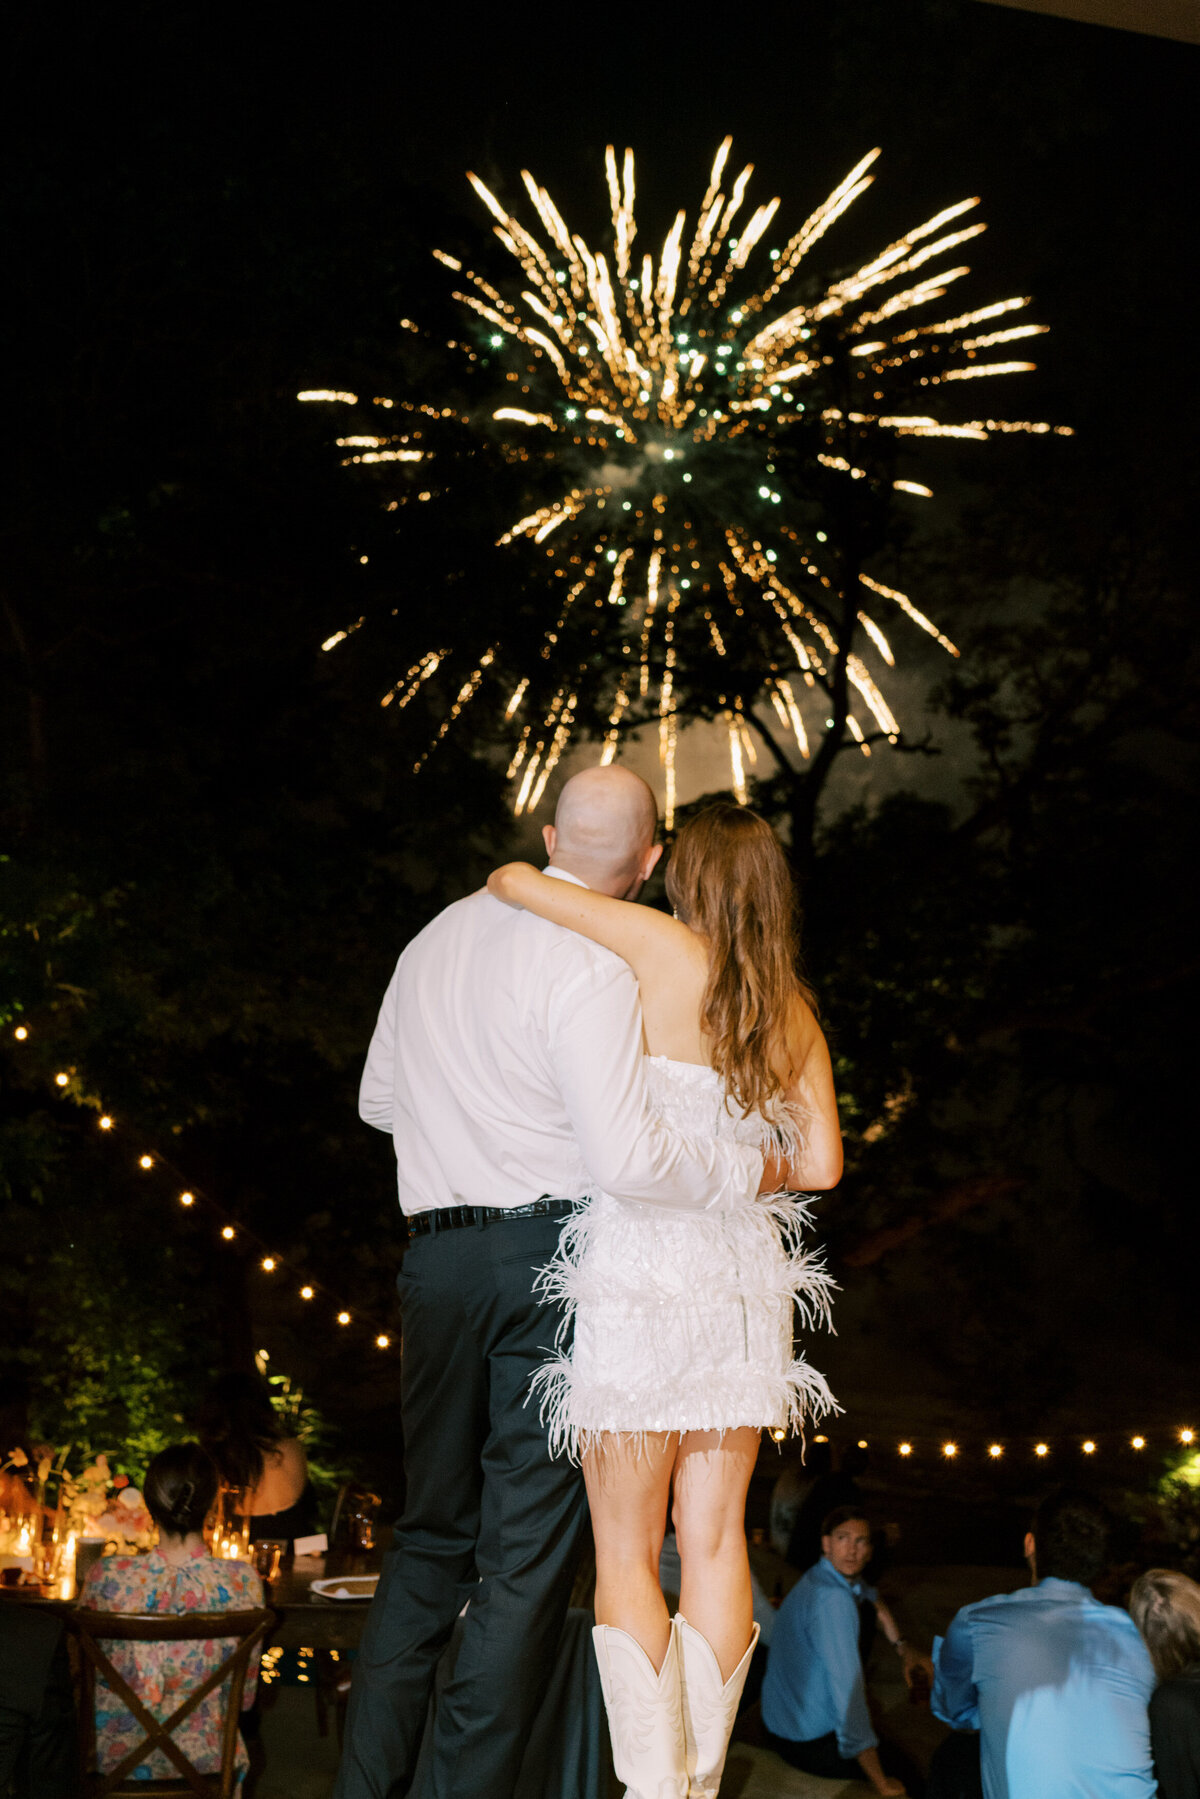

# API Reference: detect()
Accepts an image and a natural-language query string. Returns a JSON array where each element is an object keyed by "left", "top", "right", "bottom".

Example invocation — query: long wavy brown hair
[{"left": 665, "top": 803, "right": 815, "bottom": 1115}]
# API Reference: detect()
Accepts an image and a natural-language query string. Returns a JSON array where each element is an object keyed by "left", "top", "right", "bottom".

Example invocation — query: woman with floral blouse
[{"left": 80, "top": 1442, "right": 263, "bottom": 1784}]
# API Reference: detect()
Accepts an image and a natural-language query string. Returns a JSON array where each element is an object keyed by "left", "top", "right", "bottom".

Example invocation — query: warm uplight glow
[
  {"left": 898, "top": 1442, "right": 912, "bottom": 1456},
  {"left": 300, "top": 1286, "right": 314, "bottom": 1300},
  {"left": 942, "top": 1442, "right": 958, "bottom": 1458},
  {"left": 376, "top": 1334, "right": 391, "bottom": 1349},
  {"left": 55, "top": 1072, "right": 69, "bottom": 1086},
  {"left": 138, "top": 1154, "right": 154, "bottom": 1170},
  {"left": 179, "top": 1191, "right": 194, "bottom": 1206},
  {"left": 1132, "top": 1436, "right": 1146, "bottom": 1449},
  {"left": 99, "top": 1115, "right": 114, "bottom": 1130},
  {"left": 989, "top": 1444, "right": 1003, "bottom": 1458},
  {"left": 1036, "top": 1443, "right": 1049, "bottom": 1457},
  {"left": 221, "top": 1226, "right": 235, "bottom": 1241},
  {"left": 261, "top": 1256, "right": 276, "bottom": 1272},
  {"left": 337, "top": 1311, "right": 351, "bottom": 1326},
  {"left": 1083, "top": 1441, "right": 1096, "bottom": 1455},
  {"left": 13, "top": 1025, "right": 28, "bottom": 1040},
  {"left": 313, "top": 140, "right": 1059, "bottom": 825}
]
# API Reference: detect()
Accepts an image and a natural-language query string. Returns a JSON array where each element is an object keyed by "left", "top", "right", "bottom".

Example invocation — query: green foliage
[{"left": 265, "top": 1371, "right": 355, "bottom": 1503}]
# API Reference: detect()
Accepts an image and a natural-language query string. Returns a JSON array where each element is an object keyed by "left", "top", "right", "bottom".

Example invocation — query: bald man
[{"left": 337, "top": 767, "right": 772, "bottom": 1799}]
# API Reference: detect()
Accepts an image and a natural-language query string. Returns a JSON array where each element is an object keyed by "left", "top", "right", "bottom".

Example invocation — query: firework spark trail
[{"left": 308, "top": 142, "right": 1069, "bottom": 816}]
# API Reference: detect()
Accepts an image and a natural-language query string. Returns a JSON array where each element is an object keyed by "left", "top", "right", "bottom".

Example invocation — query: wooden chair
[{"left": 68, "top": 1606, "right": 273, "bottom": 1797}]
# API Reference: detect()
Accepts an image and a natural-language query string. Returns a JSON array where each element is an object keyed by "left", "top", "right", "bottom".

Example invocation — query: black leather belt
[{"left": 406, "top": 1198, "right": 576, "bottom": 1237}]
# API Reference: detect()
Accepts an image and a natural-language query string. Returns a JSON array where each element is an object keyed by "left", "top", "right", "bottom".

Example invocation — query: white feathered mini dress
[{"left": 530, "top": 1055, "right": 839, "bottom": 1458}]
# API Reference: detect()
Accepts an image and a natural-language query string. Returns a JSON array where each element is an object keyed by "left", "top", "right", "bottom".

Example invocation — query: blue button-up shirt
[
  {"left": 761, "top": 1555, "right": 878, "bottom": 1757},
  {"left": 932, "top": 1577, "right": 1157, "bottom": 1799}
]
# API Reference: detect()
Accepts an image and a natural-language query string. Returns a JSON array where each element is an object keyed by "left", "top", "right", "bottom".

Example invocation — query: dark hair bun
[{"left": 144, "top": 1445, "right": 218, "bottom": 1537}]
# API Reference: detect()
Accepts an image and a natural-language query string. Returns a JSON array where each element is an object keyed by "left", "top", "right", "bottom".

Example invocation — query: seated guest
[
  {"left": 1131, "top": 1568, "right": 1200, "bottom": 1798},
  {"left": 0, "top": 1606, "right": 78, "bottom": 1798},
  {"left": 761, "top": 1506, "right": 930, "bottom": 1797},
  {"left": 80, "top": 1443, "right": 264, "bottom": 1784},
  {"left": 198, "top": 1370, "right": 317, "bottom": 1541},
  {"left": 785, "top": 1440, "right": 868, "bottom": 1571},
  {"left": 932, "top": 1489, "right": 1155, "bottom": 1799}
]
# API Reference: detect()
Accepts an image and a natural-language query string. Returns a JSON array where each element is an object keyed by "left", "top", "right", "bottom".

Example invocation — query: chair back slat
[{"left": 68, "top": 1606, "right": 273, "bottom": 1799}]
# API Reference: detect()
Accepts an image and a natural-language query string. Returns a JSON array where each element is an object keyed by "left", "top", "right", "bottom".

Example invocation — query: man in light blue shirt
[
  {"left": 762, "top": 1507, "right": 929, "bottom": 1797},
  {"left": 932, "top": 1489, "right": 1156, "bottom": 1799}
]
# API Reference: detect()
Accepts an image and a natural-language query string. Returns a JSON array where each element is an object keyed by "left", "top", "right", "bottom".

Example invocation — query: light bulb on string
[
  {"left": 221, "top": 1226, "right": 235, "bottom": 1241},
  {"left": 261, "top": 1257, "right": 276, "bottom": 1272},
  {"left": 300, "top": 1286, "right": 314, "bottom": 1301},
  {"left": 376, "top": 1335, "right": 391, "bottom": 1349},
  {"left": 1181, "top": 1429, "right": 1196, "bottom": 1446},
  {"left": 1131, "top": 1436, "right": 1146, "bottom": 1450},
  {"left": 898, "top": 1443, "right": 912, "bottom": 1457},
  {"left": 55, "top": 1072, "right": 69, "bottom": 1087},
  {"left": 337, "top": 1312, "right": 351, "bottom": 1326},
  {"left": 138, "top": 1155, "right": 154, "bottom": 1170},
  {"left": 14, "top": 1026, "right": 28, "bottom": 1040},
  {"left": 1082, "top": 1441, "right": 1096, "bottom": 1455},
  {"left": 1035, "top": 1443, "right": 1049, "bottom": 1457},
  {"left": 942, "top": 1442, "right": 958, "bottom": 1459},
  {"left": 99, "top": 1116, "right": 114, "bottom": 1131},
  {"left": 988, "top": 1444, "right": 1003, "bottom": 1458},
  {"left": 179, "top": 1192, "right": 194, "bottom": 1206}
]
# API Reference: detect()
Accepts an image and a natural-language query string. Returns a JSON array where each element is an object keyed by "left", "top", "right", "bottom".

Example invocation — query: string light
[
  {"left": 1083, "top": 1441, "right": 1096, "bottom": 1454},
  {"left": 942, "top": 1442, "right": 958, "bottom": 1459},
  {"left": 988, "top": 1444, "right": 1003, "bottom": 1458},
  {"left": 1132, "top": 1436, "right": 1146, "bottom": 1449},
  {"left": 1036, "top": 1443, "right": 1050, "bottom": 1457},
  {"left": 312, "top": 139, "right": 1062, "bottom": 816},
  {"left": 1182, "top": 1429, "right": 1196, "bottom": 1445},
  {"left": 898, "top": 1443, "right": 912, "bottom": 1456},
  {"left": 7, "top": 1032, "right": 397, "bottom": 1353}
]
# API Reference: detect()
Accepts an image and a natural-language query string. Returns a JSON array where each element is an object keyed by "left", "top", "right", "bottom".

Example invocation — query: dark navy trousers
[{"left": 333, "top": 1212, "right": 588, "bottom": 1799}]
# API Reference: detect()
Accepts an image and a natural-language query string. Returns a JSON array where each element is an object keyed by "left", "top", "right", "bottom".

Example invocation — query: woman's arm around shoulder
[
  {"left": 781, "top": 996, "right": 843, "bottom": 1191},
  {"left": 487, "top": 862, "right": 689, "bottom": 985}
]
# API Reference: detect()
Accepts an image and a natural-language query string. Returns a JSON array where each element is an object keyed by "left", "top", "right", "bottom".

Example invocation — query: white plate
[{"left": 311, "top": 1575, "right": 379, "bottom": 1602}]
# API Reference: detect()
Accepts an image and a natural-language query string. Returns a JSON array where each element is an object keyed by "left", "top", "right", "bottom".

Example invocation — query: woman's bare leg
[
  {"left": 583, "top": 1431, "right": 678, "bottom": 1670},
  {"left": 672, "top": 1427, "right": 760, "bottom": 1679}
]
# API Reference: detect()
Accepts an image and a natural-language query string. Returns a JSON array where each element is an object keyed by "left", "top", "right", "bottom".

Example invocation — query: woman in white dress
[{"left": 488, "top": 802, "right": 842, "bottom": 1799}]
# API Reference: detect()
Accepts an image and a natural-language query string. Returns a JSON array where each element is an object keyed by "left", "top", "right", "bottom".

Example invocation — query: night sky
[{"left": 3, "top": 2, "right": 1197, "bottom": 1476}]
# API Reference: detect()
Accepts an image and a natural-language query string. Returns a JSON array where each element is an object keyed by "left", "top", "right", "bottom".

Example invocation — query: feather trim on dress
[{"left": 529, "top": 1058, "right": 841, "bottom": 1464}]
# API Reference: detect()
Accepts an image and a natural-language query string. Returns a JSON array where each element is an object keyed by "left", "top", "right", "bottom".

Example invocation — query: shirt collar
[
  {"left": 819, "top": 1554, "right": 866, "bottom": 1598},
  {"left": 544, "top": 866, "right": 591, "bottom": 890}
]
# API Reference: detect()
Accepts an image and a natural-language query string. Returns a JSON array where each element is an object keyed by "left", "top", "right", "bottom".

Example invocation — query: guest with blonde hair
[{"left": 1131, "top": 1568, "right": 1200, "bottom": 1797}]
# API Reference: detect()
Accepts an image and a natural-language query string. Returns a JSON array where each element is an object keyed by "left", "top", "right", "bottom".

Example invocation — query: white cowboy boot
[
  {"left": 592, "top": 1622, "right": 688, "bottom": 1799},
  {"left": 676, "top": 1615, "right": 760, "bottom": 1799}
]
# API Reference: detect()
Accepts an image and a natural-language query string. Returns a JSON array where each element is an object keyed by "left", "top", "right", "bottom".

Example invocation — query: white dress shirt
[{"left": 359, "top": 868, "right": 764, "bottom": 1215}]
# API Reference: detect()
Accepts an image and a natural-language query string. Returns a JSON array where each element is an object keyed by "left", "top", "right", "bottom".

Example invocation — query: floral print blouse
[{"left": 81, "top": 1545, "right": 264, "bottom": 1781}]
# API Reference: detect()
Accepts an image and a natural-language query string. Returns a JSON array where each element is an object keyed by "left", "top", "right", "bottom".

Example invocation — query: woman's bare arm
[
  {"left": 781, "top": 998, "right": 843, "bottom": 1190},
  {"left": 487, "top": 861, "right": 690, "bottom": 987}
]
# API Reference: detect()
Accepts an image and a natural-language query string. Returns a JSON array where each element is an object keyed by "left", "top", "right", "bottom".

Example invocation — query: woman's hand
[{"left": 487, "top": 862, "right": 539, "bottom": 909}]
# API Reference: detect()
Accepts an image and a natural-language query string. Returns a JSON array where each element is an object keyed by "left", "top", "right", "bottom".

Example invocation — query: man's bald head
[{"left": 542, "top": 765, "right": 662, "bottom": 898}]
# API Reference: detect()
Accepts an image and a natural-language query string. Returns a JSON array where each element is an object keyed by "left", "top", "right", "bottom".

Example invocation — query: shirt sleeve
[
  {"left": 931, "top": 1615, "right": 981, "bottom": 1730},
  {"left": 358, "top": 963, "right": 399, "bottom": 1133},
  {"left": 549, "top": 956, "right": 763, "bottom": 1210},
  {"left": 810, "top": 1588, "right": 877, "bottom": 1758}
]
